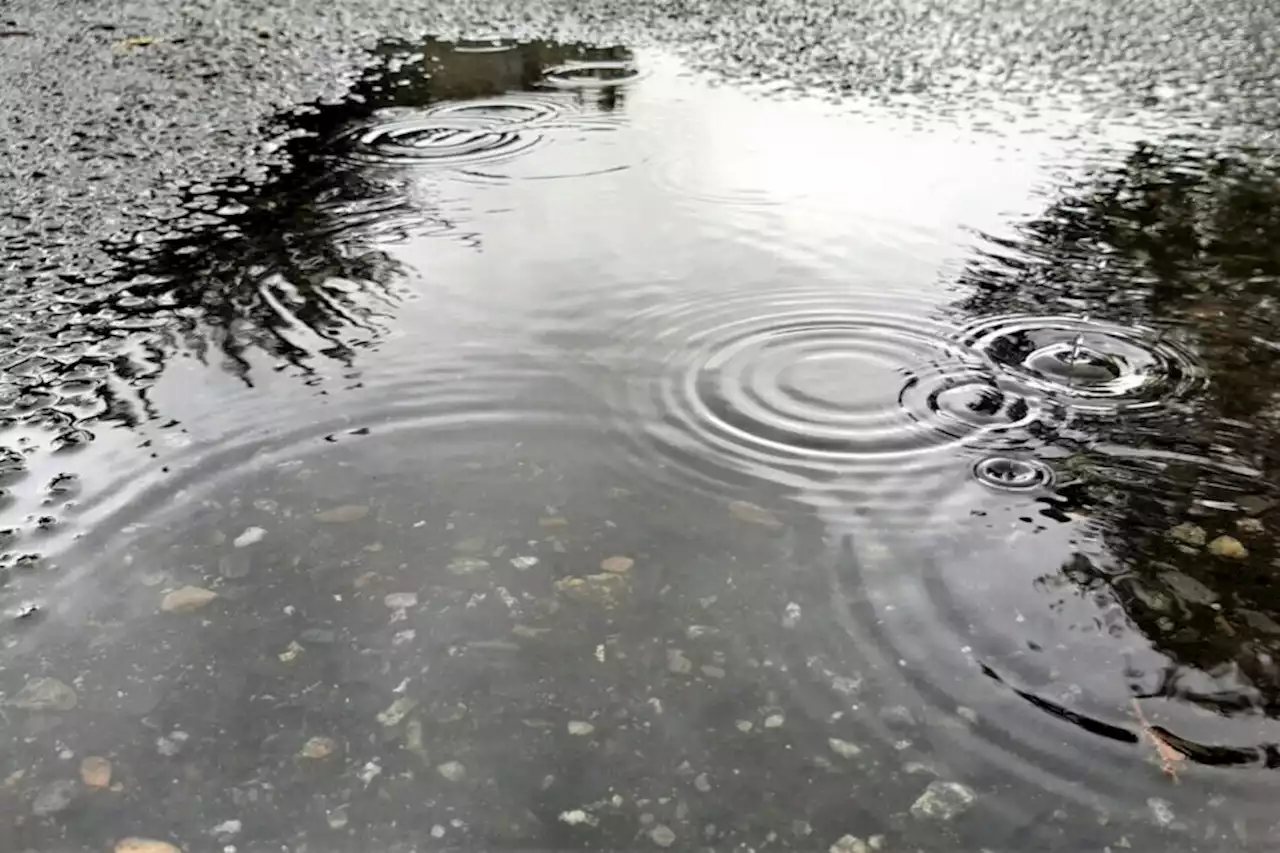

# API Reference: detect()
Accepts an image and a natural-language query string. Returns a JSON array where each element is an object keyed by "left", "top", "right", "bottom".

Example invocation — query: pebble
[
  {"left": 764, "top": 714, "right": 785, "bottom": 729},
  {"left": 830, "top": 836, "right": 870, "bottom": 853},
  {"left": 156, "top": 731, "right": 189, "bottom": 757},
  {"left": 650, "top": 824, "right": 677, "bottom": 847},
  {"left": 667, "top": 649, "right": 694, "bottom": 675},
  {"left": 233, "top": 527, "right": 266, "bottom": 548},
  {"left": 448, "top": 557, "right": 490, "bottom": 575},
  {"left": 437, "top": 761, "right": 467, "bottom": 782},
  {"left": 314, "top": 505, "right": 370, "bottom": 523},
  {"left": 12, "top": 676, "right": 78, "bottom": 711},
  {"left": 567, "top": 721, "right": 595, "bottom": 736},
  {"left": 115, "top": 840, "right": 182, "bottom": 853},
  {"left": 554, "top": 573, "right": 626, "bottom": 607},
  {"left": 600, "top": 555, "right": 634, "bottom": 574},
  {"left": 728, "top": 500, "right": 783, "bottom": 529},
  {"left": 701, "top": 665, "right": 727, "bottom": 679},
  {"left": 829, "top": 738, "right": 862, "bottom": 759},
  {"left": 383, "top": 592, "right": 418, "bottom": 609},
  {"left": 211, "top": 820, "right": 242, "bottom": 838},
  {"left": 559, "top": 809, "right": 596, "bottom": 826},
  {"left": 80, "top": 756, "right": 112, "bottom": 788},
  {"left": 694, "top": 773, "right": 712, "bottom": 793},
  {"left": 299, "top": 736, "right": 337, "bottom": 759},
  {"left": 911, "top": 780, "right": 977, "bottom": 820},
  {"left": 32, "top": 778, "right": 77, "bottom": 815},
  {"left": 1237, "top": 517, "right": 1265, "bottom": 535},
  {"left": 1147, "top": 797, "right": 1175, "bottom": 827},
  {"left": 1207, "top": 535, "right": 1248, "bottom": 559},
  {"left": 1166, "top": 522, "right": 1206, "bottom": 547},
  {"left": 161, "top": 586, "right": 218, "bottom": 613},
  {"left": 377, "top": 697, "right": 419, "bottom": 728},
  {"left": 326, "top": 807, "right": 349, "bottom": 830},
  {"left": 510, "top": 555, "right": 539, "bottom": 570}
]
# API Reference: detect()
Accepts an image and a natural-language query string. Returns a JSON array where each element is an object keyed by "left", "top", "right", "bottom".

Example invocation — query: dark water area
[{"left": 4, "top": 33, "right": 1280, "bottom": 852}]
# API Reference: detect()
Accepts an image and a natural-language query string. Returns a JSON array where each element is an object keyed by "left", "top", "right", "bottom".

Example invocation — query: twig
[{"left": 1131, "top": 697, "right": 1185, "bottom": 783}]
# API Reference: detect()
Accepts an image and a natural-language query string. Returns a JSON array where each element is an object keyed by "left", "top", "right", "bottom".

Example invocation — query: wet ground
[{"left": 5, "top": 3, "right": 1280, "bottom": 853}]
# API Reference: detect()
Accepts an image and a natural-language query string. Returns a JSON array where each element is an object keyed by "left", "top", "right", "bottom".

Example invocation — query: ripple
[
  {"left": 959, "top": 314, "right": 1205, "bottom": 415},
  {"left": 607, "top": 291, "right": 1043, "bottom": 513},
  {"left": 540, "top": 61, "right": 643, "bottom": 90},
  {"left": 337, "top": 114, "right": 546, "bottom": 169},
  {"left": 974, "top": 455, "right": 1055, "bottom": 490}
]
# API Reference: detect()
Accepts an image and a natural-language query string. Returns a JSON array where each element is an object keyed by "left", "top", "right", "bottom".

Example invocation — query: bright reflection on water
[{"left": 3, "top": 36, "right": 1280, "bottom": 852}]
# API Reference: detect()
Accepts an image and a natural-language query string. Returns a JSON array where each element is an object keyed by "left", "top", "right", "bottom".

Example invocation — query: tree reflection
[
  {"left": 956, "top": 140, "right": 1280, "bottom": 726},
  {"left": 87, "top": 37, "right": 634, "bottom": 390}
]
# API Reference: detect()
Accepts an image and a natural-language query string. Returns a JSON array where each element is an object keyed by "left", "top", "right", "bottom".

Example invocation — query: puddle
[{"left": 2, "top": 34, "right": 1280, "bottom": 852}]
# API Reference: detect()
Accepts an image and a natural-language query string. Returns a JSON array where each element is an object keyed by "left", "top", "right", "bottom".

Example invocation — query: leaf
[{"left": 1131, "top": 698, "right": 1185, "bottom": 782}]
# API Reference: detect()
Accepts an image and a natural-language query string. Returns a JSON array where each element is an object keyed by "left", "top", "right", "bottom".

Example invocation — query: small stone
[
  {"left": 1147, "top": 797, "right": 1175, "bottom": 827},
  {"left": 829, "top": 738, "right": 862, "bottom": 759},
  {"left": 377, "top": 697, "right": 419, "bottom": 728},
  {"left": 277, "top": 641, "right": 304, "bottom": 663},
  {"left": 956, "top": 706, "right": 979, "bottom": 724},
  {"left": 539, "top": 516, "right": 569, "bottom": 528},
  {"left": 32, "top": 779, "right": 77, "bottom": 815},
  {"left": 667, "top": 649, "right": 694, "bottom": 675},
  {"left": 554, "top": 573, "right": 626, "bottom": 607},
  {"left": 233, "top": 527, "right": 266, "bottom": 548},
  {"left": 161, "top": 586, "right": 218, "bottom": 613},
  {"left": 115, "top": 840, "right": 182, "bottom": 853},
  {"left": 830, "top": 835, "right": 870, "bottom": 853},
  {"left": 1207, "top": 535, "right": 1248, "bottom": 559},
  {"left": 728, "top": 500, "right": 783, "bottom": 529},
  {"left": 431, "top": 824, "right": 446, "bottom": 838},
  {"left": 510, "top": 555, "right": 539, "bottom": 570},
  {"left": 437, "top": 761, "right": 467, "bottom": 782},
  {"left": 694, "top": 773, "right": 712, "bottom": 792},
  {"left": 383, "top": 592, "right": 418, "bottom": 609},
  {"left": 12, "top": 676, "right": 78, "bottom": 711},
  {"left": 650, "top": 824, "right": 677, "bottom": 848},
  {"left": 559, "top": 809, "right": 597, "bottom": 826},
  {"left": 764, "top": 714, "right": 785, "bottom": 729},
  {"left": 911, "top": 780, "right": 977, "bottom": 820},
  {"left": 735, "top": 720, "right": 754, "bottom": 733},
  {"left": 358, "top": 759, "right": 382, "bottom": 786},
  {"left": 600, "top": 555, "right": 634, "bottom": 574},
  {"left": 1237, "top": 517, "right": 1265, "bottom": 535},
  {"left": 299, "top": 736, "right": 337, "bottom": 759},
  {"left": 156, "top": 731, "right": 189, "bottom": 757},
  {"left": 211, "top": 820, "right": 242, "bottom": 838},
  {"left": 448, "top": 557, "right": 490, "bottom": 575},
  {"left": 567, "top": 721, "right": 595, "bottom": 736},
  {"left": 1166, "top": 522, "right": 1206, "bottom": 547},
  {"left": 326, "top": 807, "right": 349, "bottom": 830},
  {"left": 701, "top": 665, "right": 727, "bottom": 679},
  {"left": 80, "top": 756, "right": 112, "bottom": 788},
  {"left": 314, "top": 505, "right": 370, "bottom": 523}
]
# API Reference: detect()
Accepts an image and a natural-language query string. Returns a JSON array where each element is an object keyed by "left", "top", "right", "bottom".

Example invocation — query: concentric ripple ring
[{"left": 958, "top": 314, "right": 1205, "bottom": 415}]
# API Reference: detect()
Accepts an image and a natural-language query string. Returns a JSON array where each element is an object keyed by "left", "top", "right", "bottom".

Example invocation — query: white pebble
[{"left": 234, "top": 527, "right": 266, "bottom": 548}]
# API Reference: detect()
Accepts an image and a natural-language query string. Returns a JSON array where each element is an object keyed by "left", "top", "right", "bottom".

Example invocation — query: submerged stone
[
  {"left": 1207, "top": 535, "right": 1248, "bottom": 559},
  {"left": 911, "top": 780, "right": 976, "bottom": 820},
  {"left": 12, "top": 676, "right": 78, "bottom": 711},
  {"left": 1166, "top": 522, "right": 1206, "bottom": 547}
]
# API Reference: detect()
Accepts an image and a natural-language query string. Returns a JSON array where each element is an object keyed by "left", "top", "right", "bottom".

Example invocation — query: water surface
[{"left": 3, "top": 35, "right": 1280, "bottom": 852}]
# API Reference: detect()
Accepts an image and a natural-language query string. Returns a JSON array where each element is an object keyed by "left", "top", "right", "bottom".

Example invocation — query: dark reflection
[
  {"left": 956, "top": 141, "right": 1280, "bottom": 743},
  {"left": 82, "top": 37, "right": 634, "bottom": 387}
]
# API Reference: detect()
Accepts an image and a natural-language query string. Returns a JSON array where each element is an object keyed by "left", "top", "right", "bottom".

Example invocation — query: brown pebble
[
  {"left": 600, "top": 555, "right": 634, "bottom": 574},
  {"left": 160, "top": 586, "right": 218, "bottom": 613},
  {"left": 80, "top": 756, "right": 113, "bottom": 788},
  {"left": 114, "top": 839, "right": 182, "bottom": 853},
  {"left": 1208, "top": 535, "right": 1248, "bottom": 560}
]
